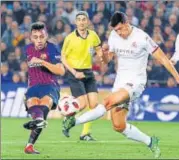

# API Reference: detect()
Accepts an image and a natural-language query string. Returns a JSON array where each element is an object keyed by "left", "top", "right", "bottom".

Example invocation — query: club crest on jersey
[
  {"left": 132, "top": 42, "right": 137, "bottom": 48},
  {"left": 40, "top": 53, "right": 47, "bottom": 60}
]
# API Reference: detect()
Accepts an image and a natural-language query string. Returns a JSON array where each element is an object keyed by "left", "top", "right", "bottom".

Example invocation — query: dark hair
[
  {"left": 76, "top": 11, "right": 89, "bottom": 18},
  {"left": 30, "top": 22, "right": 46, "bottom": 32},
  {"left": 110, "top": 11, "right": 127, "bottom": 27}
]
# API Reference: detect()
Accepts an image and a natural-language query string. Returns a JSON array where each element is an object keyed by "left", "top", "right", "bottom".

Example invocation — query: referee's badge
[{"left": 89, "top": 47, "right": 95, "bottom": 55}]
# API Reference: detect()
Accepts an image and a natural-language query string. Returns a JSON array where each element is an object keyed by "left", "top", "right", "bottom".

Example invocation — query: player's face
[
  {"left": 30, "top": 29, "right": 48, "bottom": 50},
  {"left": 75, "top": 15, "right": 89, "bottom": 31},
  {"left": 114, "top": 23, "right": 131, "bottom": 39}
]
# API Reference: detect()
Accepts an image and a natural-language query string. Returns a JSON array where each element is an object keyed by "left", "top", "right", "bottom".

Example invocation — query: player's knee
[
  {"left": 89, "top": 102, "right": 98, "bottom": 109},
  {"left": 113, "top": 122, "right": 126, "bottom": 132},
  {"left": 78, "top": 99, "right": 88, "bottom": 110},
  {"left": 27, "top": 98, "right": 40, "bottom": 108},
  {"left": 40, "top": 96, "right": 53, "bottom": 108}
]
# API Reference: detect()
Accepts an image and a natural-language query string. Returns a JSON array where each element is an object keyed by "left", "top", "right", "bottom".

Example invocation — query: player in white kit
[
  {"left": 62, "top": 12, "right": 179, "bottom": 158},
  {"left": 171, "top": 33, "right": 179, "bottom": 64}
]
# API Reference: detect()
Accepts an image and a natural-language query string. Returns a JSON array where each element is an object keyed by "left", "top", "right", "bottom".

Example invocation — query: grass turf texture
[{"left": 1, "top": 118, "right": 179, "bottom": 159}]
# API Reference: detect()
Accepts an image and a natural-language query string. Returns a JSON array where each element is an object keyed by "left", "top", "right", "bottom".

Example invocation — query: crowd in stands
[{"left": 1, "top": 1, "right": 179, "bottom": 88}]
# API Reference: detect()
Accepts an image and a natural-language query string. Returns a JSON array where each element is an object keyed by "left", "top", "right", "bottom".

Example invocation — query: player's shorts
[
  {"left": 112, "top": 82, "right": 145, "bottom": 109},
  {"left": 25, "top": 84, "right": 60, "bottom": 110},
  {"left": 65, "top": 69, "right": 98, "bottom": 98}
]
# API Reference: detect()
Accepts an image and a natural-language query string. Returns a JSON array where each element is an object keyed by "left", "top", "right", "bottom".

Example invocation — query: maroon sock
[{"left": 28, "top": 106, "right": 44, "bottom": 119}]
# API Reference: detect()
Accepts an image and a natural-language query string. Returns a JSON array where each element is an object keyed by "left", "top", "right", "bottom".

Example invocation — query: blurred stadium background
[{"left": 1, "top": 1, "right": 179, "bottom": 159}]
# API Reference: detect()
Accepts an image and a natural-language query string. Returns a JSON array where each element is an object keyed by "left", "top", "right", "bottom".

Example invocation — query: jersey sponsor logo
[
  {"left": 115, "top": 48, "right": 134, "bottom": 56},
  {"left": 27, "top": 62, "right": 42, "bottom": 67},
  {"left": 40, "top": 53, "right": 48, "bottom": 60},
  {"left": 89, "top": 47, "right": 95, "bottom": 55}
]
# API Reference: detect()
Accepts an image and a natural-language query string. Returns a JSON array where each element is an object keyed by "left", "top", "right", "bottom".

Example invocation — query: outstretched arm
[
  {"left": 152, "top": 47, "right": 179, "bottom": 83},
  {"left": 42, "top": 61, "right": 65, "bottom": 76}
]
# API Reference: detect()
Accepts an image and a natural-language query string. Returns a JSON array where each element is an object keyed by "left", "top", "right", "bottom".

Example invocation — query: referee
[{"left": 61, "top": 11, "right": 105, "bottom": 140}]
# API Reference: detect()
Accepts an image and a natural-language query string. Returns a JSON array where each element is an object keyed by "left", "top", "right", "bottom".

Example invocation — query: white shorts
[{"left": 112, "top": 82, "right": 145, "bottom": 108}]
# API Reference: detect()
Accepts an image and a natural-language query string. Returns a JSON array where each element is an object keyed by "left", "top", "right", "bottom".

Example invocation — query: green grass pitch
[{"left": 1, "top": 118, "right": 179, "bottom": 159}]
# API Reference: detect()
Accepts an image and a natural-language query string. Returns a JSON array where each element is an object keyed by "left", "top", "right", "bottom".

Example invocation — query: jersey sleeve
[
  {"left": 61, "top": 36, "right": 70, "bottom": 55},
  {"left": 171, "top": 34, "right": 179, "bottom": 62},
  {"left": 145, "top": 33, "right": 159, "bottom": 55},
  {"left": 93, "top": 31, "right": 101, "bottom": 47},
  {"left": 108, "top": 32, "right": 115, "bottom": 53},
  {"left": 50, "top": 45, "right": 61, "bottom": 64}
]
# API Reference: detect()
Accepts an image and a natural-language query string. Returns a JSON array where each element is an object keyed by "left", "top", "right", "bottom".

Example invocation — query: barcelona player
[{"left": 23, "top": 22, "right": 65, "bottom": 154}]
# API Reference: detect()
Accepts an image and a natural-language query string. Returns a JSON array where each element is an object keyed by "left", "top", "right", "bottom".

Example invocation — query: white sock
[
  {"left": 75, "top": 104, "right": 106, "bottom": 125},
  {"left": 27, "top": 143, "right": 33, "bottom": 147},
  {"left": 122, "top": 123, "right": 151, "bottom": 146}
]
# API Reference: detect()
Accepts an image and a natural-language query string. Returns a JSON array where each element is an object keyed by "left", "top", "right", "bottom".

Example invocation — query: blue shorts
[{"left": 25, "top": 84, "right": 60, "bottom": 110}]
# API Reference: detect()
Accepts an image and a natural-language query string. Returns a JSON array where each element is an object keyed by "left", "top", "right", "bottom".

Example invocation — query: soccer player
[
  {"left": 171, "top": 33, "right": 179, "bottom": 65},
  {"left": 23, "top": 22, "right": 65, "bottom": 154},
  {"left": 62, "top": 12, "right": 179, "bottom": 158},
  {"left": 61, "top": 11, "right": 105, "bottom": 140}
]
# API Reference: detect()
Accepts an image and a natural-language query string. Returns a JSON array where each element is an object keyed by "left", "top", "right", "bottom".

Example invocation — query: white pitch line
[{"left": 2, "top": 140, "right": 131, "bottom": 144}]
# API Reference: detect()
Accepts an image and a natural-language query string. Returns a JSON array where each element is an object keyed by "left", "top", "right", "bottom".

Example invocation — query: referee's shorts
[{"left": 65, "top": 69, "right": 98, "bottom": 98}]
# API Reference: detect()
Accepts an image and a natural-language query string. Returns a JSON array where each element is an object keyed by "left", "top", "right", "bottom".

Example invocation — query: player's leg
[
  {"left": 76, "top": 94, "right": 95, "bottom": 140},
  {"left": 111, "top": 105, "right": 160, "bottom": 158},
  {"left": 24, "top": 85, "right": 59, "bottom": 154},
  {"left": 24, "top": 96, "right": 45, "bottom": 154},
  {"left": 62, "top": 88, "right": 130, "bottom": 137},
  {"left": 75, "top": 88, "right": 130, "bottom": 125},
  {"left": 79, "top": 73, "right": 99, "bottom": 141},
  {"left": 111, "top": 106, "right": 152, "bottom": 144},
  {"left": 80, "top": 70, "right": 98, "bottom": 141},
  {"left": 64, "top": 70, "right": 95, "bottom": 139},
  {"left": 79, "top": 92, "right": 98, "bottom": 141}
]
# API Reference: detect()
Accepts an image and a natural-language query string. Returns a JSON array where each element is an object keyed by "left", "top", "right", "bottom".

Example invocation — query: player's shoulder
[
  {"left": 25, "top": 43, "right": 33, "bottom": 49},
  {"left": 47, "top": 41, "right": 60, "bottom": 53},
  {"left": 133, "top": 26, "right": 148, "bottom": 37},
  {"left": 109, "top": 30, "right": 118, "bottom": 40},
  {"left": 24, "top": 43, "right": 33, "bottom": 52}
]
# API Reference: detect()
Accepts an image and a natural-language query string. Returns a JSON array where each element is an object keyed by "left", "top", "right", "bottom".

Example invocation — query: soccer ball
[{"left": 58, "top": 95, "right": 80, "bottom": 116}]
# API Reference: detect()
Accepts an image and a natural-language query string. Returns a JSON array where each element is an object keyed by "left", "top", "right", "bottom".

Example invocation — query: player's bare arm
[
  {"left": 152, "top": 47, "right": 179, "bottom": 84},
  {"left": 30, "top": 57, "right": 65, "bottom": 76}
]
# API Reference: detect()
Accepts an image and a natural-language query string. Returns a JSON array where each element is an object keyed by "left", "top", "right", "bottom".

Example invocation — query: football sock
[
  {"left": 27, "top": 106, "right": 49, "bottom": 145},
  {"left": 28, "top": 106, "right": 44, "bottom": 119},
  {"left": 122, "top": 123, "right": 151, "bottom": 146},
  {"left": 40, "top": 105, "right": 49, "bottom": 120},
  {"left": 28, "top": 128, "right": 43, "bottom": 144},
  {"left": 81, "top": 107, "right": 92, "bottom": 135},
  {"left": 75, "top": 104, "right": 106, "bottom": 125}
]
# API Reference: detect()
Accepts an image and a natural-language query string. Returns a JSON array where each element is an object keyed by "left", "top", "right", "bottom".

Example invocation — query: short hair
[
  {"left": 30, "top": 22, "right": 46, "bottom": 32},
  {"left": 76, "top": 11, "right": 89, "bottom": 18},
  {"left": 110, "top": 11, "right": 127, "bottom": 27}
]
